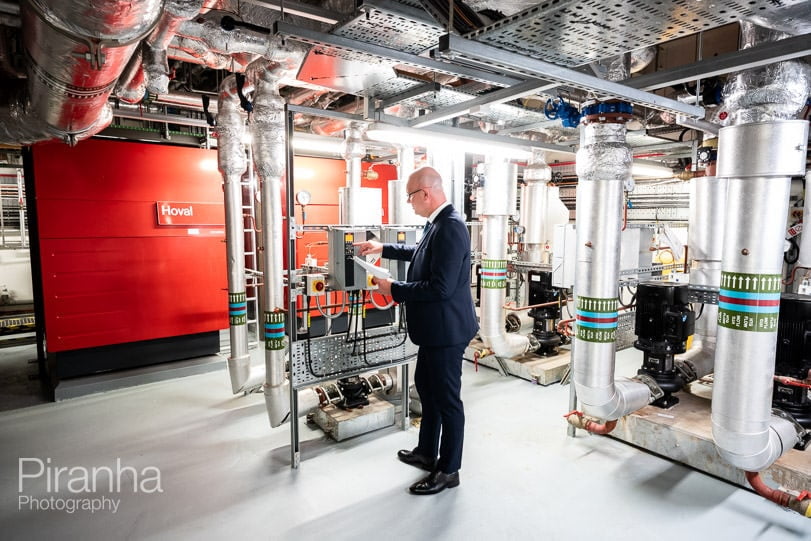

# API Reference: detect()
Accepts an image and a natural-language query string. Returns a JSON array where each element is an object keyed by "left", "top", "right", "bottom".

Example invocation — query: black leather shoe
[
  {"left": 409, "top": 471, "right": 460, "bottom": 495},
  {"left": 397, "top": 449, "right": 436, "bottom": 471}
]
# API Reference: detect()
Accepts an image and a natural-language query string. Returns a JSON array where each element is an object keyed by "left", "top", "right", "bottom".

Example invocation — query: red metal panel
[{"left": 33, "top": 139, "right": 227, "bottom": 352}]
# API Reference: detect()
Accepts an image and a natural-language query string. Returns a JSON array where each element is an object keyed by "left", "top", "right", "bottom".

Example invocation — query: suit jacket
[{"left": 383, "top": 205, "right": 478, "bottom": 347}]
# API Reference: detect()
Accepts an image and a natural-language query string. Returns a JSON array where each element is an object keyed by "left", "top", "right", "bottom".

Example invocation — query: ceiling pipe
[
  {"left": 0, "top": 0, "right": 163, "bottom": 145},
  {"left": 711, "top": 19, "right": 810, "bottom": 474}
]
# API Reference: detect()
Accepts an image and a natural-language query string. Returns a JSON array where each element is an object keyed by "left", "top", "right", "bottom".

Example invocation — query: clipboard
[{"left": 353, "top": 256, "right": 392, "bottom": 279}]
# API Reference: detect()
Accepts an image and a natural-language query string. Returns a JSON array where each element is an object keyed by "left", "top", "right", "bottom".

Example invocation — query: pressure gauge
[{"left": 295, "top": 190, "right": 311, "bottom": 206}]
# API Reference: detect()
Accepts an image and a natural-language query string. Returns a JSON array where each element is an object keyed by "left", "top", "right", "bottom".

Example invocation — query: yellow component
[
  {"left": 686, "top": 335, "right": 694, "bottom": 350},
  {"left": 367, "top": 273, "right": 377, "bottom": 288}
]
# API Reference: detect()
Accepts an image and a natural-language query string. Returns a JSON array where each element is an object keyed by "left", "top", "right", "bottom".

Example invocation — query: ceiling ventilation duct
[{"left": 0, "top": 0, "right": 163, "bottom": 145}]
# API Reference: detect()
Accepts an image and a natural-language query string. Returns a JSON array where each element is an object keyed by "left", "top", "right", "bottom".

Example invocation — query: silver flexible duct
[
  {"left": 676, "top": 172, "right": 727, "bottom": 381},
  {"left": 217, "top": 75, "right": 261, "bottom": 395},
  {"left": 478, "top": 158, "right": 533, "bottom": 359},
  {"left": 711, "top": 19, "right": 810, "bottom": 472},
  {"left": 519, "top": 148, "right": 552, "bottom": 265},
  {"left": 712, "top": 120, "right": 808, "bottom": 471},
  {"left": 0, "top": 0, "right": 163, "bottom": 145},
  {"left": 721, "top": 21, "right": 811, "bottom": 126},
  {"left": 144, "top": 0, "right": 207, "bottom": 95},
  {"left": 572, "top": 121, "right": 651, "bottom": 420}
]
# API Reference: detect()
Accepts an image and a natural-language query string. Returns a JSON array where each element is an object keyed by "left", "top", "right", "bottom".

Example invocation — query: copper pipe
[
  {"left": 564, "top": 411, "right": 618, "bottom": 435},
  {"left": 745, "top": 471, "right": 811, "bottom": 517},
  {"left": 504, "top": 298, "right": 571, "bottom": 311}
]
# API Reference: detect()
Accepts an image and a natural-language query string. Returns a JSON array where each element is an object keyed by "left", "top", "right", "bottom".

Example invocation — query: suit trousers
[{"left": 414, "top": 343, "right": 466, "bottom": 474}]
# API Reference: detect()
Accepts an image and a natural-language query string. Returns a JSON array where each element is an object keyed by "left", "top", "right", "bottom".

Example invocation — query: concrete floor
[{"left": 0, "top": 345, "right": 810, "bottom": 541}]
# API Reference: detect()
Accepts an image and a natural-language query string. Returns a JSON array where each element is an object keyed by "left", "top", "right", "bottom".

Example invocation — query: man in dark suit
[{"left": 356, "top": 166, "right": 478, "bottom": 495}]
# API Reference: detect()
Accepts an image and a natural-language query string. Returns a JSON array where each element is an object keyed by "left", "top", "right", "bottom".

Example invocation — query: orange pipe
[{"left": 745, "top": 471, "right": 811, "bottom": 518}]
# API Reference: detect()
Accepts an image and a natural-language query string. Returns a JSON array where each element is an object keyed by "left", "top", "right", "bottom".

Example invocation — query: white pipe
[{"left": 478, "top": 158, "right": 532, "bottom": 359}]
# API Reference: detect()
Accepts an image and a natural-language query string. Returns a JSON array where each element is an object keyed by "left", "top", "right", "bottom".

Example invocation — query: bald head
[{"left": 406, "top": 166, "right": 447, "bottom": 218}]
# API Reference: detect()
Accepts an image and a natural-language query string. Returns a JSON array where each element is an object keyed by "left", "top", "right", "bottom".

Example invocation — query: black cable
[{"left": 695, "top": 303, "right": 705, "bottom": 321}]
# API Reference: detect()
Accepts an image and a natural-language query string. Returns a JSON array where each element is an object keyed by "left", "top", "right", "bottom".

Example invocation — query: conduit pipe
[
  {"left": 217, "top": 75, "right": 261, "bottom": 394},
  {"left": 248, "top": 41, "right": 307, "bottom": 428},
  {"left": 0, "top": 0, "right": 163, "bottom": 145},
  {"left": 711, "top": 19, "right": 809, "bottom": 472},
  {"left": 571, "top": 119, "right": 651, "bottom": 423},
  {"left": 478, "top": 157, "right": 535, "bottom": 359},
  {"left": 745, "top": 471, "right": 811, "bottom": 517}
]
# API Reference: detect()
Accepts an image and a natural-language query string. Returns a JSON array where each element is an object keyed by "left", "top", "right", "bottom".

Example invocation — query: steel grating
[
  {"left": 465, "top": 0, "right": 808, "bottom": 67},
  {"left": 334, "top": 1, "right": 445, "bottom": 55}
]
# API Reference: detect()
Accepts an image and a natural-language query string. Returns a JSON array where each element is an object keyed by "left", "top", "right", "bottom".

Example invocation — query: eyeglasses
[{"left": 406, "top": 188, "right": 425, "bottom": 201}]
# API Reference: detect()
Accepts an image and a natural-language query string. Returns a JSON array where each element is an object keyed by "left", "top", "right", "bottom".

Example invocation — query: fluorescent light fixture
[{"left": 631, "top": 159, "right": 674, "bottom": 179}]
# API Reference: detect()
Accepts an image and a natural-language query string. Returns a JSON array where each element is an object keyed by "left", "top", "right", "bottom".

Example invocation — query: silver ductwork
[
  {"left": 676, "top": 172, "right": 727, "bottom": 381},
  {"left": 144, "top": 0, "right": 208, "bottom": 95},
  {"left": 478, "top": 158, "right": 533, "bottom": 359},
  {"left": 572, "top": 121, "right": 651, "bottom": 421},
  {"left": 218, "top": 75, "right": 261, "bottom": 395},
  {"left": 0, "top": 0, "right": 163, "bottom": 145},
  {"left": 711, "top": 120, "right": 808, "bottom": 471},
  {"left": 519, "top": 148, "right": 552, "bottom": 265}
]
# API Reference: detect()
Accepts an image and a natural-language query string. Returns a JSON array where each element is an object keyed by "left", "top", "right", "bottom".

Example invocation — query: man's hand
[
  {"left": 372, "top": 277, "right": 394, "bottom": 296},
  {"left": 354, "top": 240, "right": 383, "bottom": 256}
]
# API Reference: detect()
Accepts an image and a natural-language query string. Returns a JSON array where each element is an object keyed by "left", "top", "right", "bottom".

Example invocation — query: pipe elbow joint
[{"left": 264, "top": 380, "right": 291, "bottom": 428}]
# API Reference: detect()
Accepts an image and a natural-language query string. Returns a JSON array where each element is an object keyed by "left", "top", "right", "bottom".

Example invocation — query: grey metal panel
[
  {"left": 465, "top": 0, "right": 808, "bottom": 67},
  {"left": 334, "top": 1, "right": 444, "bottom": 55},
  {"left": 290, "top": 327, "right": 418, "bottom": 388}
]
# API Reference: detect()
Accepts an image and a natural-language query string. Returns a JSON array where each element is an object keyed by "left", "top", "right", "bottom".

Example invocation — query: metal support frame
[
  {"left": 273, "top": 21, "right": 523, "bottom": 87},
  {"left": 285, "top": 106, "right": 300, "bottom": 469},
  {"left": 436, "top": 34, "right": 705, "bottom": 119}
]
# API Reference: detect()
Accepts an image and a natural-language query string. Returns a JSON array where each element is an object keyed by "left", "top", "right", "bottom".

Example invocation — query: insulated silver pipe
[
  {"left": 251, "top": 62, "right": 290, "bottom": 428},
  {"left": 478, "top": 159, "right": 532, "bottom": 359},
  {"left": 217, "top": 75, "right": 258, "bottom": 394},
  {"left": 677, "top": 174, "right": 727, "bottom": 380},
  {"left": 712, "top": 119, "right": 808, "bottom": 471},
  {"left": 520, "top": 148, "right": 552, "bottom": 266},
  {"left": 572, "top": 122, "right": 650, "bottom": 421}
]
